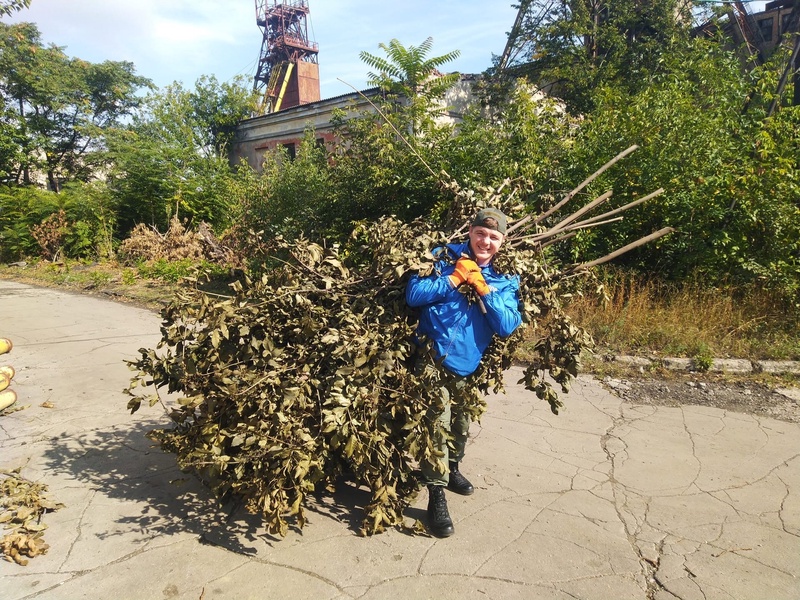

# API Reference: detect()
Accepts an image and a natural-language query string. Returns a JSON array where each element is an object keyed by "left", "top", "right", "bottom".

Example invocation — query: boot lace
[{"left": 431, "top": 488, "right": 450, "bottom": 520}]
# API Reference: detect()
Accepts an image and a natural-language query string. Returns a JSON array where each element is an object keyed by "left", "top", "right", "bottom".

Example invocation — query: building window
[
  {"left": 283, "top": 143, "right": 296, "bottom": 160},
  {"left": 779, "top": 13, "right": 790, "bottom": 36},
  {"left": 758, "top": 17, "right": 773, "bottom": 42}
]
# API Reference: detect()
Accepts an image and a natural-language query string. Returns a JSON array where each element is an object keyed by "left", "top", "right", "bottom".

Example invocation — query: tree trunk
[
  {"left": 17, "top": 97, "right": 31, "bottom": 185},
  {"left": 47, "top": 170, "right": 60, "bottom": 193}
]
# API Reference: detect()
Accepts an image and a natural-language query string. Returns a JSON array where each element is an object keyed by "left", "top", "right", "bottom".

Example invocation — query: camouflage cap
[{"left": 471, "top": 208, "right": 508, "bottom": 235}]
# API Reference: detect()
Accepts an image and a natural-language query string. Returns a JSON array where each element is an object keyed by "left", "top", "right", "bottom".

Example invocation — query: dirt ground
[{"left": 600, "top": 371, "right": 800, "bottom": 423}]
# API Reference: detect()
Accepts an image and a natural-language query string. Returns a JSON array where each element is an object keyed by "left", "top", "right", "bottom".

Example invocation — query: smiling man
[{"left": 406, "top": 208, "right": 522, "bottom": 537}]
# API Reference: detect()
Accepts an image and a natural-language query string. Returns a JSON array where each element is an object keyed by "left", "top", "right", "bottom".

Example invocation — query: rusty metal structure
[
  {"left": 253, "top": 0, "right": 320, "bottom": 114},
  {"left": 729, "top": 1, "right": 766, "bottom": 63}
]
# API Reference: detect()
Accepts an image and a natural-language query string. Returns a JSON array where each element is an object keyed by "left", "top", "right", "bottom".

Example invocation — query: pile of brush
[{"left": 126, "top": 145, "right": 669, "bottom": 536}]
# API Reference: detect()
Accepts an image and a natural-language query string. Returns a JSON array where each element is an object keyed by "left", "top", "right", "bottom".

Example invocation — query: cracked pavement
[{"left": 1, "top": 280, "right": 798, "bottom": 600}]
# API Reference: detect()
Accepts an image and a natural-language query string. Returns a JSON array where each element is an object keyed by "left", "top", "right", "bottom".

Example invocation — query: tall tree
[
  {"left": 360, "top": 37, "right": 461, "bottom": 99},
  {"left": 360, "top": 37, "right": 461, "bottom": 132},
  {"left": 505, "top": 0, "right": 692, "bottom": 113},
  {"left": 0, "top": 22, "right": 151, "bottom": 190},
  {"left": 105, "top": 76, "right": 258, "bottom": 234}
]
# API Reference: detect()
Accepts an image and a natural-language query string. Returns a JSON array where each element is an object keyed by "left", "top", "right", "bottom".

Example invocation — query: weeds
[
  {"left": 135, "top": 258, "right": 229, "bottom": 283},
  {"left": 121, "top": 269, "right": 137, "bottom": 286},
  {"left": 565, "top": 271, "right": 800, "bottom": 361}
]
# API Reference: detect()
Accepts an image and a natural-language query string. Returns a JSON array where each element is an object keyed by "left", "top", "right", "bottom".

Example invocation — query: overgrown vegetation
[
  {"left": 2, "top": 14, "right": 799, "bottom": 301},
  {"left": 566, "top": 269, "right": 800, "bottom": 361}
]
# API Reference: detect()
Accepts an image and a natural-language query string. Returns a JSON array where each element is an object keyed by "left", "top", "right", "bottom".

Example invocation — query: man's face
[{"left": 468, "top": 225, "right": 504, "bottom": 266}]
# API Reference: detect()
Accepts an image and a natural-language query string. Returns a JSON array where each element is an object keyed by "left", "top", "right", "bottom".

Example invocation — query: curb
[{"left": 606, "top": 355, "right": 800, "bottom": 376}]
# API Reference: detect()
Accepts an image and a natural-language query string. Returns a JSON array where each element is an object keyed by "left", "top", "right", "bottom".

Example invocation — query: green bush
[
  {"left": 554, "top": 38, "right": 800, "bottom": 301},
  {"left": 0, "top": 182, "right": 116, "bottom": 262}
]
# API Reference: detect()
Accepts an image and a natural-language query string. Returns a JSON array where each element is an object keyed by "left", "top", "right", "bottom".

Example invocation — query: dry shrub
[
  {"left": 118, "top": 217, "right": 238, "bottom": 267},
  {"left": 126, "top": 180, "right": 592, "bottom": 537},
  {"left": 30, "top": 210, "right": 68, "bottom": 262}
]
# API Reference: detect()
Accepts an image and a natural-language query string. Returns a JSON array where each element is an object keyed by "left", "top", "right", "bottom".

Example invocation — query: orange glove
[
  {"left": 467, "top": 270, "right": 491, "bottom": 296},
  {"left": 449, "top": 258, "right": 480, "bottom": 287}
]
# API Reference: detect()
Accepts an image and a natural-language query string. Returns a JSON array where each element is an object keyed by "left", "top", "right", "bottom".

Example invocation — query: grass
[{"left": 565, "top": 272, "right": 799, "bottom": 361}]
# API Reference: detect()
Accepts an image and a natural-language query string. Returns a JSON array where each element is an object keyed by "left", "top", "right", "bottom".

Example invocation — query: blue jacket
[{"left": 406, "top": 241, "right": 522, "bottom": 376}]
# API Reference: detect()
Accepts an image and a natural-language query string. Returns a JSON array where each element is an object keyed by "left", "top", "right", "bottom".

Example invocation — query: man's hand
[
  {"left": 467, "top": 270, "right": 491, "bottom": 296},
  {"left": 449, "top": 257, "right": 480, "bottom": 288}
]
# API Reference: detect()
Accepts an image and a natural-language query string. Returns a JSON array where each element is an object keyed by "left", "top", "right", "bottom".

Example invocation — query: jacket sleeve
[
  {"left": 406, "top": 272, "right": 454, "bottom": 307},
  {"left": 481, "top": 276, "right": 522, "bottom": 338}
]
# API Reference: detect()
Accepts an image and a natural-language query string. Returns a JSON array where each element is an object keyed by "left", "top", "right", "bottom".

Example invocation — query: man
[{"left": 406, "top": 208, "right": 522, "bottom": 537}]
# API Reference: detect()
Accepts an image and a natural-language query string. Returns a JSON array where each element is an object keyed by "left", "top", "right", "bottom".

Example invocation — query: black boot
[
  {"left": 427, "top": 485, "right": 454, "bottom": 537},
  {"left": 447, "top": 461, "right": 474, "bottom": 496}
]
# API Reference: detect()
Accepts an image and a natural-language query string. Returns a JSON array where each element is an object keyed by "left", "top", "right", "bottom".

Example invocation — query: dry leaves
[{"left": 1, "top": 468, "right": 64, "bottom": 566}]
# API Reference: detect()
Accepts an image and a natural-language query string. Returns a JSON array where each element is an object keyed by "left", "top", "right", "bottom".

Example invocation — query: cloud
[
  {"left": 9, "top": 0, "right": 255, "bottom": 85},
  {"left": 8, "top": 0, "right": 517, "bottom": 95}
]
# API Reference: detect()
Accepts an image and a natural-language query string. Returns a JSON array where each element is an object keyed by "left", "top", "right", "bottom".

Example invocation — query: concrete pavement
[{"left": 1, "top": 279, "right": 798, "bottom": 600}]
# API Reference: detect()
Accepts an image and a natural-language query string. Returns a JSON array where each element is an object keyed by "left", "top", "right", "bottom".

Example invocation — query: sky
[{"left": 6, "top": 0, "right": 520, "bottom": 99}]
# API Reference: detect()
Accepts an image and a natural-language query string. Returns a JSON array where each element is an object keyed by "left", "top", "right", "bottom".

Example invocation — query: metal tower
[{"left": 253, "top": 0, "right": 320, "bottom": 114}]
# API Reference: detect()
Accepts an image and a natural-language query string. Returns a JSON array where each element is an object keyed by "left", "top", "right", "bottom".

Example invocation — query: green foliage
[
  {"left": 0, "top": 0, "right": 30, "bottom": 17},
  {"left": 234, "top": 39, "right": 464, "bottom": 252},
  {"left": 126, "top": 179, "right": 591, "bottom": 536},
  {"left": 495, "top": 12, "right": 798, "bottom": 302},
  {"left": 693, "top": 342, "right": 714, "bottom": 372},
  {"left": 439, "top": 84, "right": 574, "bottom": 190},
  {"left": 510, "top": 0, "right": 692, "bottom": 113},
  {"left": 136, "top": 258, "right": 226, "bottom": 283},
  {"left": 233, "top": 106, "right": 455, "bottom": 254},
  {"left": 361, "top": 37, "right": 460, "bottom": 96},
  {"left": 357, "top": 36, "right": 461, "bottom": 167},
  {"left": 229, "top": 132, "right": 331, "bottom": 245},
  {"left": 187, "top": 75, "right": 260, "bottom": 157},
  {"left": 0, "top": 182, "right": 115, "bottom": 261},
  {"left": 0, "top": 22, "right": 151, "bottom": 190},
  {"left": 0, "top": 106, "right": 23, "bottom": 184},
  {"left": 121, "top": 268, "right": 137, "bottom": 286},
  {"left": 323, "top": 106, "right": 450, "bottom": 234},
  {"left": 105, "top": 76, "right": 257, "bottom": 235},
  {"left": 550, "top": 36, "right": 800, "bottom": 300}
]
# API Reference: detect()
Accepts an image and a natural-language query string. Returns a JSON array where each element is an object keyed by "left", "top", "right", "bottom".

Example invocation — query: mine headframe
[{"left": 253, "top": 0, "right": 320, "bottom": 114}]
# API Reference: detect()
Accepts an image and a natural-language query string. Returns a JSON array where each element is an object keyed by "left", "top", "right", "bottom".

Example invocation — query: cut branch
[
  {"left": 570, "top": 188, "right": 664, "bottom": 229},
  {"left": 507, "top": 144, "right": 639, "bottom": 234},
  {"left": 567, "top": 227, "right": 674, "bottom": 272},
  {"left": 546, "top": 190, "right": 613, "bottom": 234},
  {"left": 510, "top": 216, "right": 625, "bottom": 249}
]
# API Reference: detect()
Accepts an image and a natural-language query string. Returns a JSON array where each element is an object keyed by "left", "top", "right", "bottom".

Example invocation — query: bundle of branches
[
  {"left": 126, "top": 146, "right": 670, "bottom": 536},
  {"left": 118, "top": 216, "right": 239, "bottom": 267}
]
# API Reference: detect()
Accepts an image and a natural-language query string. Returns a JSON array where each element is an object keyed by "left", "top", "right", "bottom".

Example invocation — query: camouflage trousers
[{"left": 416, "top": 358, "right": 471, "bottom": 487}]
